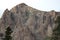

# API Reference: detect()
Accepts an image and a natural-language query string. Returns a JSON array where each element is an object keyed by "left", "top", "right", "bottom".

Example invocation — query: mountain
[{"left": 0, "top": 3, "right": 60, "bottom": 40}]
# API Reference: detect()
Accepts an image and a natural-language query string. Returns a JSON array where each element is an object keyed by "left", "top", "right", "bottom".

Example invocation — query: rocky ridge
[{"left": 0, "top": 3, "right": 60, "bottom": 40}]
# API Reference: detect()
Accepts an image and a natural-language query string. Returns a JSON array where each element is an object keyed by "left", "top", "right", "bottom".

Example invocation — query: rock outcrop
[{"left": 0, "top": 3, "right": 60, "bottom": 40}]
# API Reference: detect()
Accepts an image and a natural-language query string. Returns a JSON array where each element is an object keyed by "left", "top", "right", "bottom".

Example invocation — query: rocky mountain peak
[
  {"left": 2, "top": 9, "right": 10, "bottom": 19},
  {"left": 19, "top": 3, "right": 27, "bottom": 6},
  {"left": 10, "top": 3, "right": 29, "bottom": 14},
  {"left": 3, "top": 9, "right": 9, "bottom": 14},
  {"left": 0, "top": 3, "right": 60, "bottom": 40}
]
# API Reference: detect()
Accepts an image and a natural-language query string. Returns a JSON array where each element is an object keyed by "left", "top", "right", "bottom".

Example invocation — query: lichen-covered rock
[{"left": 0, "top": 3, "right": 60, "bottom": 40}]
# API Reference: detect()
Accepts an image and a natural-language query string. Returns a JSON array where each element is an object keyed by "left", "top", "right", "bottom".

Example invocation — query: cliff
[{"left": 0, "top": 3, "right": 60, "bottom": 40}]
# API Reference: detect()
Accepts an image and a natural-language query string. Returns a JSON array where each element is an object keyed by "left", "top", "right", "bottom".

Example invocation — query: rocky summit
[{"left": 0, "top": 3, "right": 60, "bottom": 40}]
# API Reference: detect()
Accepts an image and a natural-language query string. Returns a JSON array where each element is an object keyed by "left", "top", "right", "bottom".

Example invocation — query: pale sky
[{"left": 0, "top": 0, "right": 60, "bottom": 17}]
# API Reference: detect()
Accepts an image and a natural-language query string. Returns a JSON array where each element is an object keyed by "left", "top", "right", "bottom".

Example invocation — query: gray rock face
[{"left": 0, "top": 3, "right": 60, "bottom": 40}]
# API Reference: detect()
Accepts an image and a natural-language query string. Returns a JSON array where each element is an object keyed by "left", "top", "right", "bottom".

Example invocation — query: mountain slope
[{"left": 0, "top": 3, "right": 60, "bottom": 40}]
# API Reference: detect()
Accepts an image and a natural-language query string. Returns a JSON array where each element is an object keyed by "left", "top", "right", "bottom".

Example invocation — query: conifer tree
[{"left": 3, "top": 27, "right": 12, "bottom": 40}]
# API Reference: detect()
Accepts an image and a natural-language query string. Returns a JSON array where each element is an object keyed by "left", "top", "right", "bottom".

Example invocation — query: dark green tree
[
  {"left": 3, "top": 27, "right": 12, "bottom": 40},
  {"left": 51, "top": 16, "right": 60, "bottom": 40}
]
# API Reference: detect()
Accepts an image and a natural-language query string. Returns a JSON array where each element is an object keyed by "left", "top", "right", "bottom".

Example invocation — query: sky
[{"left": 0, "top": 0, "right": 60, "bottom": 17}]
